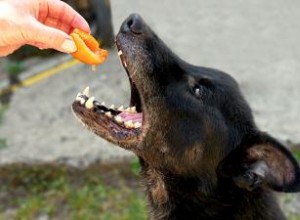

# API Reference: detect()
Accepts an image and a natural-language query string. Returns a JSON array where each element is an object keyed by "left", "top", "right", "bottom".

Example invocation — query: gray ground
[{"left": 0, "top": 53, "right": 133, "bottom": 166}]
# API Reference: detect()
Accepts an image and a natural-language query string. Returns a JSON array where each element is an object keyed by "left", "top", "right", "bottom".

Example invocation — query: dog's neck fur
[{"left": 140, "top": 159, "right": 286, "bottom": 220}]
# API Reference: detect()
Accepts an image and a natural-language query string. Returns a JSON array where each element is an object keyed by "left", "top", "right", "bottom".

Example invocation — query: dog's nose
[
  {"left": 122, "top": 14, "right": 144, "bottom": 34},
  {"left": 127, "top": 14, "right": 143, "bottom": 34}
]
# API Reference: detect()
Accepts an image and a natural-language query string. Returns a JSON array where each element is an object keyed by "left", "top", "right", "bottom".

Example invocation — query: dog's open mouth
[{"left": 71, "top": 45, "right": 144, "bottom": 147}]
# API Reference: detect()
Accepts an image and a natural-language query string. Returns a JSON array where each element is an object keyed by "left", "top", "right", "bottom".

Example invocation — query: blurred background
[{"left": 0, "top": 0, "right": 300, "bottom": 219}]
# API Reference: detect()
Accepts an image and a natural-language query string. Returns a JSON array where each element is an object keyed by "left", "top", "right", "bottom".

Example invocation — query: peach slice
[{"left": 70, "top": 28, "right": 108, "bottom": 65}]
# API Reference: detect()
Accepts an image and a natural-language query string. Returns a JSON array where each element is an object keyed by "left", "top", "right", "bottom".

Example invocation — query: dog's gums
[
  {"left": 75, "top": 86, "right": 142, "bottom": 129},
  {"left": 72, "top": 87, "right": 143, "bottom": 148}
]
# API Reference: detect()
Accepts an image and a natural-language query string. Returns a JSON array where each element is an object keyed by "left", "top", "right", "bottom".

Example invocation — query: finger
[
  {"left": 27, "top": 41, "right": 48, "bottom": 50},
  {"left": 44, "top": 17, "right": 72, "bottom": 34},
  {"left": 28, "top": 20, "right": 77, "bottom": 53},
  {"left": 0, "top": 45, "right": 22, "bottom": 57},
  {"left": 39, "top": 0, "right": 90, "bottom": 33}
]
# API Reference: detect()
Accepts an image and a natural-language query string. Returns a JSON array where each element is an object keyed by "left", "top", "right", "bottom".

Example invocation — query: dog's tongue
[{"left": 118, "top": 112, "right": 143, "bottom": 123}]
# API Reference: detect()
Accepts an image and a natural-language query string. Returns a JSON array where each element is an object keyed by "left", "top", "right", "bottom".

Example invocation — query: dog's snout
[{"left": 121, "top": 14, "right": 144, "bottom": 34}]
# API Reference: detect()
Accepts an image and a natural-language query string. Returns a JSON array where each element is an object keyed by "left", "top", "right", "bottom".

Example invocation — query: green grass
[
  {"left": 293, "top": 149, "right": 300, "bottom": 162},
  {"left": 1, "top": 145, "right": 300, "bottom": 220},
  {"left": 0, "top": 161, "right": 147, "bottom": 220},
  {"left": 281, "top": 146, "right": 300, "bottom": 220},
  {"left": 287, "top": 215, "right": 300, "bottom": 220}
]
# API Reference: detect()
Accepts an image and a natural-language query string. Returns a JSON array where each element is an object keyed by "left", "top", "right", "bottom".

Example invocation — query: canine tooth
[
  {"left": 85, "top": 97, "right": 95, "bottom": 109},
  {"left": 130, "top": 106, "right": 137, "bottom": 113},
  {"left": 76, "top": 92, "right": 82, "bottom": 101},
  {"left": 118, "top": 50, "right": 123, "bottom": 56},
  {"left": 124, "top": 120, "right": 134, "bottom": 128},
  {"left": 105, "top": 112, "right": 113, "bottom": 118},
  {"left": 110, "top": 105, "right": 115, "bottom": 109},
  {"left": 80, "top": 97, "right": 85, "bottom": 105},
  {"left": 125, "top": 107, "right": 131, "bottom": 112},
  {"left": 134, "top": 122, "right": 142, "bottom": 128},
  {"left": 115, "top": 115, "right": 123, "bottom": 123},
  {"left": 118, "top": 105, "right": 125, "bottom": 111},
  {"left": 101, "top": 102, "right": 105, "bottom": 106},
  {"left": 123, "top": 60, "right": 128, "bottom": 68},
  {"left": 83, "top": 86, "right": 90, "bottom": 97}
]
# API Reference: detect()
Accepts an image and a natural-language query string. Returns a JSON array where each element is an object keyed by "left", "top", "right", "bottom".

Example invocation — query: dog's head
[{"left": 72, "top": 14, "right": 300, "bottom": 193}]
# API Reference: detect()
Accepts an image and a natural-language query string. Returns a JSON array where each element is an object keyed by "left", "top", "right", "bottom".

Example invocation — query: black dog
[{"left": 72, "top": 14, "right": 300, "bottom": 220}]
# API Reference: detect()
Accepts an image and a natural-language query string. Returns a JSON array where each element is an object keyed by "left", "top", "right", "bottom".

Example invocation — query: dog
[{"left": 72, "top": 14, "right": 300, "bottom": 220}]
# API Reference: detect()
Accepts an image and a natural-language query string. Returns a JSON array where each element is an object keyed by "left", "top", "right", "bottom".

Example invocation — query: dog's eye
[
  {"left": 194, "top": 87, "right": 201, "bottom": 95},
  {"left": 192, "top": 85, "right": 203, "bottom": 97},
  {"left": 188, "top": 77, "right": 212, "bottom": 98}
]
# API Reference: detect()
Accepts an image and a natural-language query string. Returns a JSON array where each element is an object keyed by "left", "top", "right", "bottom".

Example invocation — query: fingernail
[{"left": 61, "top": 39, "right": 76, "bottom": 53}]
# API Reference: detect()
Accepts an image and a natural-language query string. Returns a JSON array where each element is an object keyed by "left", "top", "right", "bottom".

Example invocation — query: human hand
[{"left": 0, "top": 0, "right": 90, "bottom": 57}]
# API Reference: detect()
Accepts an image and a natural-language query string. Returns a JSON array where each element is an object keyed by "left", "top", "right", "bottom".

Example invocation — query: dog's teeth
[
  {"left": 134, "top": 122, "right": 142, "bottom": 128},
  {"left": 105, "top": 112, "right": 113, "bottom": 118},
  {"left": 130, "top": 106, "right": 137, "bottom": 113},
  {"left": 110, "top": 105, "right": 115, "bottom": 109},
  {"left": 80, "top": 97, "right": 85, "bottom": 105},
  {"left": 125, "top": 107, "right": 131, "bottom": 112},
  {"left": 118, "top": 50, "right": 123, "bottom": 56},
  {"left": 123, "top": 60, "right": 128, "bottom": 68},
  {"left": 85, "top": 97, "right": 95, "bottom": 109},
  {"left": 115, "top": 115, "right": 123, "bottom": 123},
  {"left": 82, "top": 86, "right": 90, "bottom": 97},
  {"left": 101, "top": 102, "right": 105, "bottom": 106},
  {"left": 118, "top": 105, "right": 125, "bottom": 111},
  {"left": 124, "top": 120, "right": 134, "bottom": 128},
  {"left": 76, "top": 92, "right": 82, "bottom": 101}
]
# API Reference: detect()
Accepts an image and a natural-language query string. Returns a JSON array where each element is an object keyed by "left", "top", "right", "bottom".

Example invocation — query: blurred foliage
[
  {"left": 293, "top": 149, "right": 300, "bottom": 162},
  {"left": 287, "top": 215, "right": 300, "bottom": 220},
  {"left": 0, "top": 104, "right": 8, "bottom": 124},
  {"left": 8, "top": 45, "right": 57, "bottom": 62},
  {"left": 0, "top": 139, "right": 7, "bottom": 150},
  {"left": 4, "top": 61, "right": 24, "bottom": 77},
  {"left": 0, "top": 160, "right": 147, "bottom": 220},
  {"left": 0, "top": 105, "right": 8, "bottom": 149}
]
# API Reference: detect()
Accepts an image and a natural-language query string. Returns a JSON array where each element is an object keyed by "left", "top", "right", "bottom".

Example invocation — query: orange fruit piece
[{"left": 70, "top": 28, "right": 108, "bottom": 65}]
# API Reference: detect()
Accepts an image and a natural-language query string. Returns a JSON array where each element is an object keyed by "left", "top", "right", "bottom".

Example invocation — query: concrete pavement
[{"left": 0, "top": 0, "right": 300, "bottom": 165}]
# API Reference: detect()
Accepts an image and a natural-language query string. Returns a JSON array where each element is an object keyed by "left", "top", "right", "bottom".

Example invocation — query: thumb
[{"left": 28, "top": 21, "right": 77, "bottom": 53}]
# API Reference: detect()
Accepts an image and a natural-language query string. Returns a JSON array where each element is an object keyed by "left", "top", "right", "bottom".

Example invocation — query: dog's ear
[{"left": 218, "top": 133, "right": 300, "bottom": 192}]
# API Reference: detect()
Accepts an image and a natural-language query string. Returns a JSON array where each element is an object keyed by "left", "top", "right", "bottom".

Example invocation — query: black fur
[{"left": 73, "top": 14, "right": 300, "bottom": 220}]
